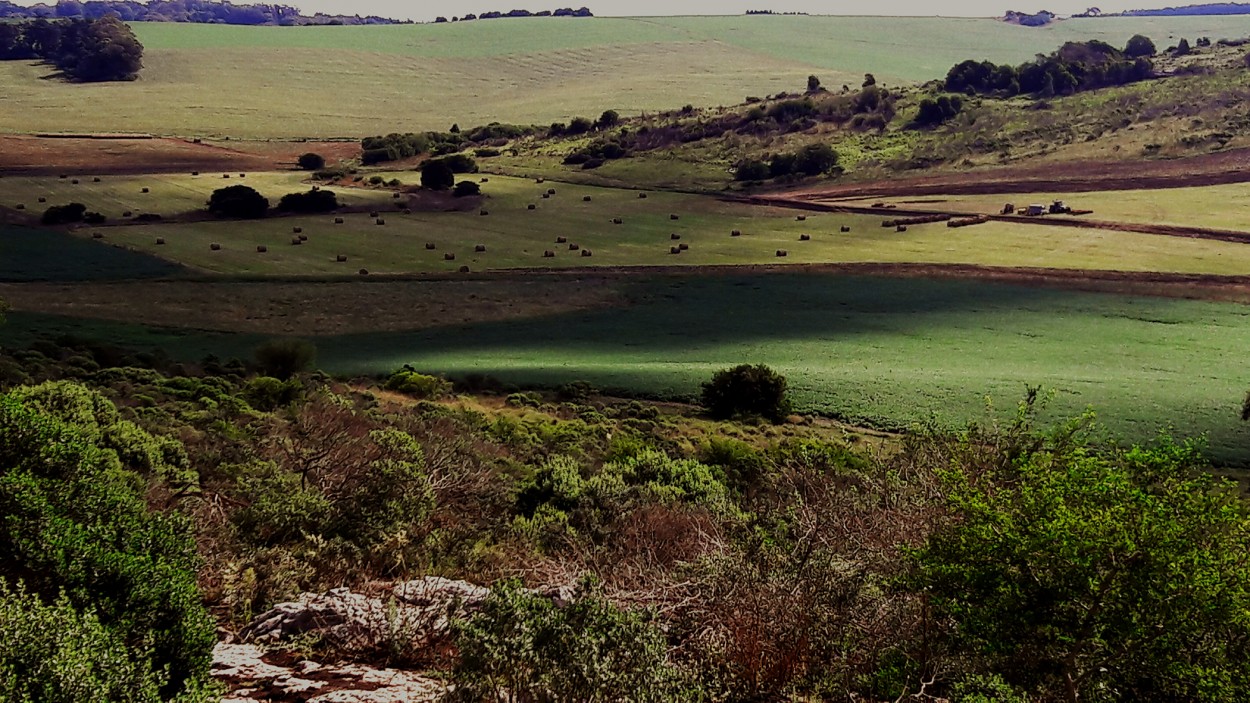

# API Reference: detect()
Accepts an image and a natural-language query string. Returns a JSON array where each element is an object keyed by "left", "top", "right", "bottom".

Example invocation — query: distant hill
[
  {"left": 0, "top": 1, "right": 403, "bottom": 25},
  {"left": 1106, "top": 3, "right": 1250, "bottom": 16}
]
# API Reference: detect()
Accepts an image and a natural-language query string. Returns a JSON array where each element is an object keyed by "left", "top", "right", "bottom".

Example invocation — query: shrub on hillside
[
  {"left": 384, "top": 370, "right": 451, "bottom": 399},
  {"left": 421, "top": 160, "right": 455, "bottom": 191},
  {"left": 1125, "top": 33, "right": 1157, "bottom": 57},
  {"left": 40, "top": 202, "right": 87, "bottom": 225},
  {"left": 207, "top": 185, "right": 269, "bottom": 219},
  {"left": 277, "top": 188, "right": 339, "bottom": 213},
  {"left": 701, "top": 364, "right": 791, "bottom": 423},
  {"left": 914, "top": 94, "right": 965, "bottom": 127},
  {"left": 297, "top": 152, "right": 326, "bottom": 170},
  {"left": 734, "top": 159, "right": 771, "bottom": 181},
  {"left": 452, "top": 180, "right": 481, "bottom": 198}
]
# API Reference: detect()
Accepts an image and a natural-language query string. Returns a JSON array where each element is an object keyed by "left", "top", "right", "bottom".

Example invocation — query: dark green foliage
[
  {"left": 792, "top": 143, "right": 839, "bottom": 176},
  {"left": 945, "top": 40, "right": 1153, "bottom": 98},
  {"left": 384, "top": 370, "right": 451, "bottom": 399},
  {"left": 277, "top": 188, "right": 338, "bottom": 213},
  {"left": 207, "top": 185, "right": 268, "bottom": 219},
  {"left": 912, "top": 430, "right": 1250, "bottom": 701},
  {"left": 1, "top": 16, "right": 143, "bottom": 81},
  {"left": 253, "top": 338, "right": 316, "bottom": 380},
  {"left": 1125, "top": 33, "right": 1157, "bottom": 57},
  {"left": 914, "top": 94, "right": 964, "bottom": 126},
  {"left": 597, "top": 109, "right": 621, "bottom": 129},
  {"left": 420, "top": 160, "right": 455, "bottom": 191},
  {"left": 733, "top": 159, "right": 770, "bottom": 181},
  {"left": 0, "top": 387, "right": 215, "bottom": 701},
  {"left": 40, "top": 201, "right": 87, "bottom": 225},
  {"left": 243, "top": 376, "right": 303, "bottom": 412},
  {"left": 565, "top": 116, "right": 595, "bottom": 135},
  {"left": 296, "top": 152, "right": 325, "bottom": 170},
  {"left": 452, "top": 180, "right": 481, "bottom": 198},
  {"left": 766, "top": 98, "right": 816, "bottom": 122},
  {"left": 807, "top": 74, "right": 821, "bottom": 92},
  {"left": 701, "top": 364, "right": 791, "bottom": 423},
  {"left": 448, "top": 577, "right": 693, "bottom": 703}
]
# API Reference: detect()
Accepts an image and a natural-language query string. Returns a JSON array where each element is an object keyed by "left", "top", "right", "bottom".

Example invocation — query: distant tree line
[
  {"left": 0, "top": 1, "right": 403, "bottom": 26},
  {"left": 433, "top": 7, "right": 592, "bottom": 22},
  {"left": 945, "top": 39, "right": 1154, "bottom": 98},
  {"left": 1101, "top": 2, "right": 1250, "bottom": 16},
  {"left": 360, "top": 123, "right": 537, "bottom": 166},
  {"left": 0, "top": 15, "right": 143, "bottom": 81}
]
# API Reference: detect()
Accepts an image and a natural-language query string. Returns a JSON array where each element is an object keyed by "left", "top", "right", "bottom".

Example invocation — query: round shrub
[
  {"left": 297, "top": 152, "right": 326, "bottom": 170},
  {"left": 701, "top": 363, "right": 792, "bottom": 423}
]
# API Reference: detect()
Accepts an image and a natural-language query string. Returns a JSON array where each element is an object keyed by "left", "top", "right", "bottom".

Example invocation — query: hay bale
[
  {"left": 776, "top": 249, "right": 788, "bottom": 257},
  {"left": 679, "top": 243, "right": 689, "bottom": 251},
  {"left": 536, "top": 177, "right": 545, "bottom": 183},
  {"left": 359, "top": 268, "right": 369, "bottom": 276},
  {"left": 882, "top": 220, "right": 895, "bottom": 228},
  {"left": 299, "top": 234, "right": 308, "bottom": 241},
  {"left": 71, "top": 179, "right": 79, "bottom": 184},
  {"left": 376, "top": 218, "right": 386, "bottom": 225},
  {"left": 191, "top": 171, "right": 199, "bottom": 176},
  {"left": 459, "top": 265, "right": 471, "bottom": 273},
  {"left": 840, "top": 226, "right": 851, "bottom": 232},
  {"left": 583, "top": 196, "right": 592, "bottom": 202},
  {"left": 612, "top": 218, "right": 623, "bottom": 225},
  {"left": 123, "top": 211, "right": 133, "bottom": 217},
  {"left": 256, "top": 245, "right": 268, "bottom": 253},
  {"left": 797, "top": 215, "right": 807, "bottom": 221},
  {"left": 480, "top": 177, "right": 489, "bottom": 183},
  {"left": 547, "top": 188, "right": 557, "bottom": 195},
  {"left": 14, "top": 204, "right": 23, "bottom": 210},
  {"left": 93, "top": 177, "right": 100, "bottom": 183},
  {"left": 731, "top": 229, "right": 742, "bottom": 237},
  {"left": 799, "top": 234, "right": 811, "bottom": 241},
  {"left": 896, "top": 225, "right": 908, "bottom": 232},
  {"left": 670, "top": 214, "right": 679, "bottom": 220},
  {"left": 528, "top": 204, "right": 537, "bottom": 210},
  {"left": 91, "top": 232, "right": 103, "bottom": 239},
  {"left": 58, "top": 174, "right": 67, "bottom": 179},
  {"left": 239, "top": 173, "right": 246, "bottom": 178},
  {"left": 141, "top": 187, "right": 149, "bottom": 193},
  {"left": 556, "top": 237, "right": 568, "bottom": 244},
  {"left": 222, "top": 174, "right": 230, "bottom": 179},
  {"left": 393, "top": 192, "right": 401, "bottom": 199},
  {"left": 480, "top": 209, "right": 489, "bottom": 216},
  {"left": 210, "top": 243, "right": 222, "bottom": 251},
  {"left": 671, "top": 233, "right": 681, "bottom": 240},
  {"left": 155, "top": 237, "right": 165, "bottom": 245},
  {"left": 404, "top": 208, "right": 412, "bottom": 215},
  {"left": 639, "top": 193, "right": 648, "bottom": 199},
  {"left": 444, "top": 252, "right": 456, "bottom": 261},
  {"left": 336, "top": 254, "right": 348, "bottom": 262},
  {"left": 370, "top": 211, "right": 379, "bottom": 218},
  {"left": 542, "top": 193, "right": 551, "bottom": 199},
  {"left": 544, "top": 250, "right": 555, "bottom": 258},
  {"left": 292, "top": 237, "right": 302, "bottom": 245},
  {"left": 569, "top": 243, "right": 580, "bottom": 251},
  {"left": 334, "top": 217, "right": 344, "bottom": 224},
  {"left": 425, "top": 242, "right": 436, "bottom": 250},
  {"left": 581, "top": 249, "right": 592, "bottom": 257},
  {"left": 475, "top": 244, "right": 486, "bottom": 252},
  {"left": 37, "top": 197, "right": 46, "bottom": 203},
  {"left": 293, "top": 227, "right": 303, "bottom": 234},
  {"left": 670, "top": 246, "right": 681, "bottom": 255}
]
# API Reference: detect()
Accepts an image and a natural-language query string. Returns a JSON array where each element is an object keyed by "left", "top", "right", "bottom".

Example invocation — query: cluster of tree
[
  {"left": 744, "top": 9, "right": 809, "bottom": 14},
  {"left": 0, "top": 15, "right": 143, "bottom": 81},
  {"left": 1106, "top": 2, "right": 1250, "bottom": 15},
  {"left": 914, "top": 93, "right": 965, "bottom": 127},
  {"left": 207, "top": 184, "right": 268, "bottom": 218},
  {"left": 418, "top": 154, "right": 478, "bottom": 190},
  {"left": 276, "top": 188, "right": 338, "bottom": 213},
  {"left": 734, "top": 143, "right": 840, "bottom": 182},
  {"left": 0, "top": 1, "right": 402, "bottom": 25},
  {"left": 433, "top": 7, "right": 592, "bottom": 21},
  {"left": 1002, "top": 9, "right": 1056, "bottom": 25},
  {"left": 361, "top": 123, "right": 534, "bottom": 166},
  {"left": 944, "top": 39, "right": 1154, "bottom": 98}
]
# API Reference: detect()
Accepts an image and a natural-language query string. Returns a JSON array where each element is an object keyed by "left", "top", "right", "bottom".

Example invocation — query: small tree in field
[
  {"left": 421, "top": 160, "right": 455, "bottom": 191},
  {"left": 807, "top": 74, "right": 822, "bottom": 92},
  {"left": 297, "top": 152, "right": 325, "bottom": 170},
  {"left": 207, "top": 185, "right": 268, "bottom": 219},
  {"left": 701, "top": 364, "right": 791, "bottom": 423},
  {"left": 1124, "top": 34, "right": 1156, "bottom": 58}
]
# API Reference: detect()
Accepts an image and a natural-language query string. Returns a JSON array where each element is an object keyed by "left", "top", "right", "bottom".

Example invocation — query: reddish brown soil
[
  {"left": 0, "top": 135, "right": 359, "bottom": 176},
  {"left": 778, "top": 148, "right": 1250, "bottom": 199}
]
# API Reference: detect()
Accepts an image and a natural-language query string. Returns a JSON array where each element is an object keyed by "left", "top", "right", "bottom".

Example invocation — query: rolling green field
[
  {"left": 81, "top": 175, "right": 1250, "bottom": 276},
  {"left": 0, "top": 172, "right": 395, "bottom": 221},
  {"left": 6, "top": 273, "right": 1250, "bottom": 464},
  {"left": 841, "top": 183, "right": 1250, "bottom": 233},
  {"left": 2, "top": 16, "right": 1249, "bottom": 138}
]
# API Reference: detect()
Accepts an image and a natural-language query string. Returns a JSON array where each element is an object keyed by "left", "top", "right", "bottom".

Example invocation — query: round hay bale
[
  {"left": 800, "top": 234, "right": 811, "bottom": 241},
  {"left": 612, "top": 218, "right": 623, "bottom": 225},
  {"left": 191, "top": 171, "right": 199, "bottom": 176},
  {"left": 404, "top": 208, "right": 412, "bottom": 215},
  {"left": 776, "top": 249, "right": 788, "bottom": 257},
  {"left": 376, "top": 218, "right": 386, "bottom": 225},
  {"left": 583, "top": 195, "right": 592, "bottom": 202},
  {"left": 731, "top": 229, "right": 742, "bottom": 237},
  {"left": 210, "top": 243, "right": 222, "bottom": 251},
  {"left": 58, "top": 174, "right": 67, "bottom": 179},
  {"left": 256, "top": 245, "right": 268, "bottom": 253},
  {"left": 222, "top": 174, "right": 230, "bottom": 179},
  {"left": 639, "top": 193, "right": 648, "bottom": 199},
  {"left": 840, "top": 226, "right": 851, "bottom": 232},
  {"left": 479, "top": 209, "right": 489, "bottom": 216},
  {"left": 299, "top": 235, "right": 308, "bottom": 241},
  {"left": 336, "top": 254, "right": 348, "bottom": 262},
  {"left": 459, "top": 265, "right": 470, "bottom": 273},
  {"left": 542, "top": 193, "right": 551, "bottom": 199},
  {"left": 370, "top": 211, "right": 379, "bottom": 218},
  {"left": 670, "top": 246, "right": 681, "bottom": 254},
  {"left": 14, "top": 204, "right": 23, "bottom": 210},
  {"left": 528, "top": 204, "right": 537, "bottom": 210},
  {"left": 123, "top": 211, "right": 132, "bottom": 217},
  {"left": 797, "top": 215, "right": 807, "bottom": 221},
  {"left": 444, "top": 252, "right": 456, "bottom": 261},
  {"left": 556, "top": 236, "right": 568, "bottom": 244},
  {"left": 543, "top": 250, "right": 555, "bottom": 258},
  {"left": 293, "top": 227, "right": 303, "bottom": 234},
  {"left": 547, "top": 188, "right": 557, "bottom": 195},
  {"left": 91, "top": 232, "right": 103, "bottom": 239},
  {"left": 37, "top": 197, "right": 46, "bottom": 203},
  {"left": 239, "top": 173, "right": 246, "bottom": 178},
  {"left": 475, "top": 244, "right": 486, "bottom": 252},
  {"left": 480, "top": 177, "right": 489, "bottom": 183},
  {"left": 581, "top": 249, "right": 592, "bottom": 257},
  {"left": 670, "top": 214, "right": 679, "bottom": 220},
  {"left": 292, "top": 237, "right": 302, "bottom": 245},
  {"left": 359, "top": 268, "right": 369, "bottom": 276},
  {"left": 896, "top": 225, "right": 908, "bottom": 232},
  {"left": 679, "top": 243, "right": 689, "bottom": 251},
  {"left": 882, "top": 220, "right": 895, "bottom": 228},
  {"left": 671, "top": 233, "right": 681, "bottom": 240},
  {"left": 155, "top": 237, "right": 165, "bottom": 245},
  {"left": 425, "top": 242, "right": 436, "bottom": 250},
  {"left": 71, "top": 179, "right": 79, "bottom": 184},
  {"left": 569, "top": 243, "right": 580, "bottom": 251},
  {"left": 93, "top": 177, "right": 101, "bottom": 183},
  {"left": 334, "top": 217, "right": 344, "bottom": 224},
  {"left": 393, "top": 192, "right": 401, "bottom": 199},
  {"left": 536, "top": 177, "right": 545, "bottom": 183},
  {"left": 141, "top": 187, "right": 150, "bottom": 193}
]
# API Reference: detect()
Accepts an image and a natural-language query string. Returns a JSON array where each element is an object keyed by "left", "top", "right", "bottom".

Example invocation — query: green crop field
[
  {"left": 6, "top": 274, "right": 1250, "bottom": 464},
  {"left": 1, "top": 172, "right": 395, "bottom": 221},
  {"left": 87, "top": 176, "right": 1250, "bottom": 276},
  {"left": 843, "top": 183, "right": 1250, "bottom": 233},
  {"left": 2, "top": 16, "right": 1249, "bottom": 139}
]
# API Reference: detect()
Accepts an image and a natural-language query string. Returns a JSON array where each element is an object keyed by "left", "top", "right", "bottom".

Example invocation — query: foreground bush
[
  {"left": 701, "top": 364, "right": 791, "bottom": 422},
  {"left": 0, "top": 387, "right": 216, "bottom": 701}
]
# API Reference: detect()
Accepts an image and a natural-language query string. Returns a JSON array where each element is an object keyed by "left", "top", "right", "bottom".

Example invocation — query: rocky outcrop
[{"left": 213, "top": 643, "right": 444, "bottom": 703}]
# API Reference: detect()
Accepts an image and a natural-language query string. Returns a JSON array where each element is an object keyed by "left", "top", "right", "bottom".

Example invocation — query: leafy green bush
[
  {"left": 452, "top": 180, "right": 481, "bottom": 198},
  {"left": 701, "top": 364, "right": 791, "bottom": 423},
  {"left": 448, "top": 577, "right": 693, "bottom": 703},
  {"left": 243, "top": 376, "right": 303, "bottom": 412},
  {"left": 384, "top": 370, "right": 451, "bottom": 399},
  {"left": 297, "top": 152, "right": 326, "bottom": 170}
]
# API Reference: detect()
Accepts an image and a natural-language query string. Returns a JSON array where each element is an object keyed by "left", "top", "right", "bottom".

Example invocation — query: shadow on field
[{"left": 0, "top": 225, "right": 183, "bottom": 281}]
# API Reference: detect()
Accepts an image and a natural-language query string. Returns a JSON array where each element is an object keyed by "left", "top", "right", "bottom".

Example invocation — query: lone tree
[
  {"left": 701, "top": 364, "right": 791, "bottom": 423},
  {"left": 793, "top": 143, "right": 839, "bottom": 176},
  {"left": 1124, "top": 33, "right": 1157, "bottom": 57},
  {"left": 806, "top": 74, "right": 822, "bottom": 92},
  {"left": 862, "top": 73, "right": 877, "bottom": 87},
  {"left": 296, "top": 152, "right": 325, "bottom": 170},
  {"left": 207, "top": 185, "right": 268, "bottom": 219},
  {"left": 421, "top": 160, "right": 455, "bottom": 191},
  {"left": 596, "top": 109, "right": 620, "bottom": 129}
]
